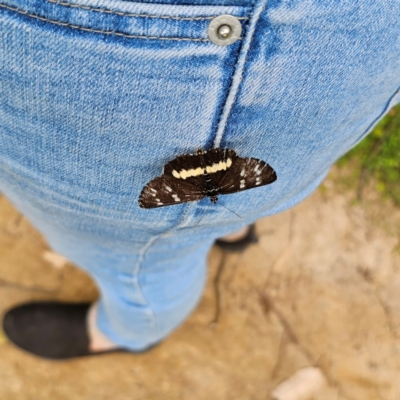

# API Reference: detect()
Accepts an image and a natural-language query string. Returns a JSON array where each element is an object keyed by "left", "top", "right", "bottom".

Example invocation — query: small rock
[{"left": 271, "top": 367, "right": 327, "bottom": 400}]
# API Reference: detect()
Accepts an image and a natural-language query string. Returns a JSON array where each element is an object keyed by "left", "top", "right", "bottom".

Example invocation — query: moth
[{"left": 138, "top": 148, "right": 277, "bottom": 209}]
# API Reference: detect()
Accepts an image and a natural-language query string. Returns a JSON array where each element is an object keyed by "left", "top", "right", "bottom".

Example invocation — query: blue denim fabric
[{"left": 1, "top": 0, "right": 400, "bottom": 349}]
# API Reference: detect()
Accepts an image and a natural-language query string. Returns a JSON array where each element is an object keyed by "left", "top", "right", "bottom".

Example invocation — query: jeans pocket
[
  {"left": 0, "top": 0, "right": 253, "bottom": 225},
  {"left": 0, "top": 0, "right": 251, "bottom": 41}
]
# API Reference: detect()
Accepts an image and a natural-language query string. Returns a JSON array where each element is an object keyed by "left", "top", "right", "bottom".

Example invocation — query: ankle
[{"left": 87, "top": 303, "right": 119, "bottom": 352}]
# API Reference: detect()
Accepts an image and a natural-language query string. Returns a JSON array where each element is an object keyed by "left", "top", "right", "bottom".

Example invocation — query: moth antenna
[
  {"left": 218, "top": 203, "right": 242, "bottom": 219},
  {"left": 193, "top": 209, "right": 207, "bottom": 227}
]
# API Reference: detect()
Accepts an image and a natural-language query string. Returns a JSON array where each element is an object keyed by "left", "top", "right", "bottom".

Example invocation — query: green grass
[{"left": 337, "top": 104, "right": 400, "bottom": 204}]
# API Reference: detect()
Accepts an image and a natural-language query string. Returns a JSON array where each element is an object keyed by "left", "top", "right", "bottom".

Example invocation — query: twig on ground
[
  {"left": 259, "top": 290, "right": 315, "bottom": 364},
  {"left": 13, "top": 213, "right": 23, "bottom": 228},
  {"left": 259, "top": 289, "right": 356, "bottom": 400},
  {"left": 271, "top": 331, "right": 286, "bottom": 379}
]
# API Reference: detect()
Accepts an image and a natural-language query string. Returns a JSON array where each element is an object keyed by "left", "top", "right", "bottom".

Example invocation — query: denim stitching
[
  {"left": 46, "top": 0, "right": 250, "bottom": 21},
  {"left": 133, "top": 234, "right": 160, "bottom": 339},
  {"left": 133, "top": 202, "right": 195, "bottom": 341},
  {"left": 0, "top": 3, "right": 223, "bottom": 41},
  {"left": 213, "top": 0, "right": 269, "bottom": 147},
  {"left": 350, "top": 85, "right": 400, "bottom": 148}
]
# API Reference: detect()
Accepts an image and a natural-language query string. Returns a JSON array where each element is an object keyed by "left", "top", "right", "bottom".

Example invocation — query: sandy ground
[{"left": 1, "top": 167, "right": 400, "bottom": 400}]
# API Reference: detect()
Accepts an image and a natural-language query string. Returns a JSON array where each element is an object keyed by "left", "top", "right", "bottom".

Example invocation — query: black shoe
[
  {"left": 2, "top": 302, "right": 156, "bottom": 360},
  {"left": 215, "top": 224, "right": 258, "bottom": 252}
]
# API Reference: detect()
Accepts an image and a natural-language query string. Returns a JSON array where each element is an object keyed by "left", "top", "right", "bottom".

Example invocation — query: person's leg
[
  {"left": 0, "top": 168, "right": 219, "bottom": 352},
  {"left": 87, "top": 303, "right": 118, "bottom": 352},
  {"left": 66, "top": 234, "right": 210, "bottom": 351},
  {"left": 2, "top": 0, "right": 399, "bottom": 358},
  {"left": 0, "top": 0, "right": 263, "bottom": 355},
  {"left": 91, "top": 236, "right": 210, "bottom": 350}
]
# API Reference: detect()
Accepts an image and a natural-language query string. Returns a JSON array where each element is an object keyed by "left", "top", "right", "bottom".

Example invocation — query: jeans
[{"left": 1, "top": 0, "right": 399, "bottom": 350}]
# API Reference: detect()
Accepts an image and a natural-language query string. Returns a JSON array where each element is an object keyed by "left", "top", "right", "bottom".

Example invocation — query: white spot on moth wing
[
  {"left": 255, "top": 177, "right": 261, "bottom": 185},
  {"left": 240, "top": 168, "right": 246, "bottom": 177},
  {"left": 157, "top": 202, "right": 163, "bottom": 206},
  {"left": 240, "top": 179, "right": 246, "bottom": 189},
  {"left": 254, "top": 163, "right": 263, "bottom": 175},
  {"left": 165, "top": 186, "right": 172, "bottom": 192},
  {"left": 150, "top": 188, "right": 157, "bottom": 193},
  {"left": 172, "top": 194, "right": 181, "bottom": 202}
]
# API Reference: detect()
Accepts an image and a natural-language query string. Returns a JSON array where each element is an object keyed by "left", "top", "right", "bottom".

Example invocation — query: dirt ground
[{"left": 1, "top": 167, "right": 400, "bottom": 400}]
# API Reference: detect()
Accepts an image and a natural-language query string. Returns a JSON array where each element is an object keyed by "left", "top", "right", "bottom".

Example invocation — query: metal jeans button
[{"left": 208, "top": 15, "right": 242, "bottom": 46}]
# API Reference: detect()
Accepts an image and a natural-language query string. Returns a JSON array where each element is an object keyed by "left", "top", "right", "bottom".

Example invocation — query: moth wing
[
  {"left": 139, "top": 175, "right": 205, "bottom": 209},
  {"left": 200, "top": 148, "right": 239, "bottom": 186},
  {"left": 218, "top": 157, "right": 277, "bottom": 195},
  {"left": 164, "top": 148, "right": 238, "bottom": 178},
  {"left": 201, "top": 148, "right": 238, "bottom": 166},
  {"left": 161, "top": 153, "right": 204, "bottom": 188},
  {"left": 163, "top": 154, "right": 202, "bottom": 176}
]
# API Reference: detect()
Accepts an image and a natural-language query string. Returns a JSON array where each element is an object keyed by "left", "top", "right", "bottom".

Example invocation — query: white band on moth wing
[{"left": 172, "top": 158, "right": 232, "bottom": 179}]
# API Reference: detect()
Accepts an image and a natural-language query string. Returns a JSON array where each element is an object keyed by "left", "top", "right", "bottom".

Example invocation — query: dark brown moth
[{"left": 138, "top": 148, "right": 277, "bottom": 209}]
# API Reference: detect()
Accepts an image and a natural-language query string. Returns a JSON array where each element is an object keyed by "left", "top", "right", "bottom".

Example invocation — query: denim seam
[
  {"left": 213, "top": 0, "right": 269, "bottom": 147},
  {"left": 350, "top": 86, "right": 400, "bottom": 148},
  {"left": 0, "top": 3, "right": 224, "bottom": 41},
  {"left": 46, "top": 0, "right": 250, "bottom": 21},
  {"left": 133, "top": 234, "right": 160, "bottom": 339},
  {"left": 133, "top": 202, "right": 193, "bottom": 341}
]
